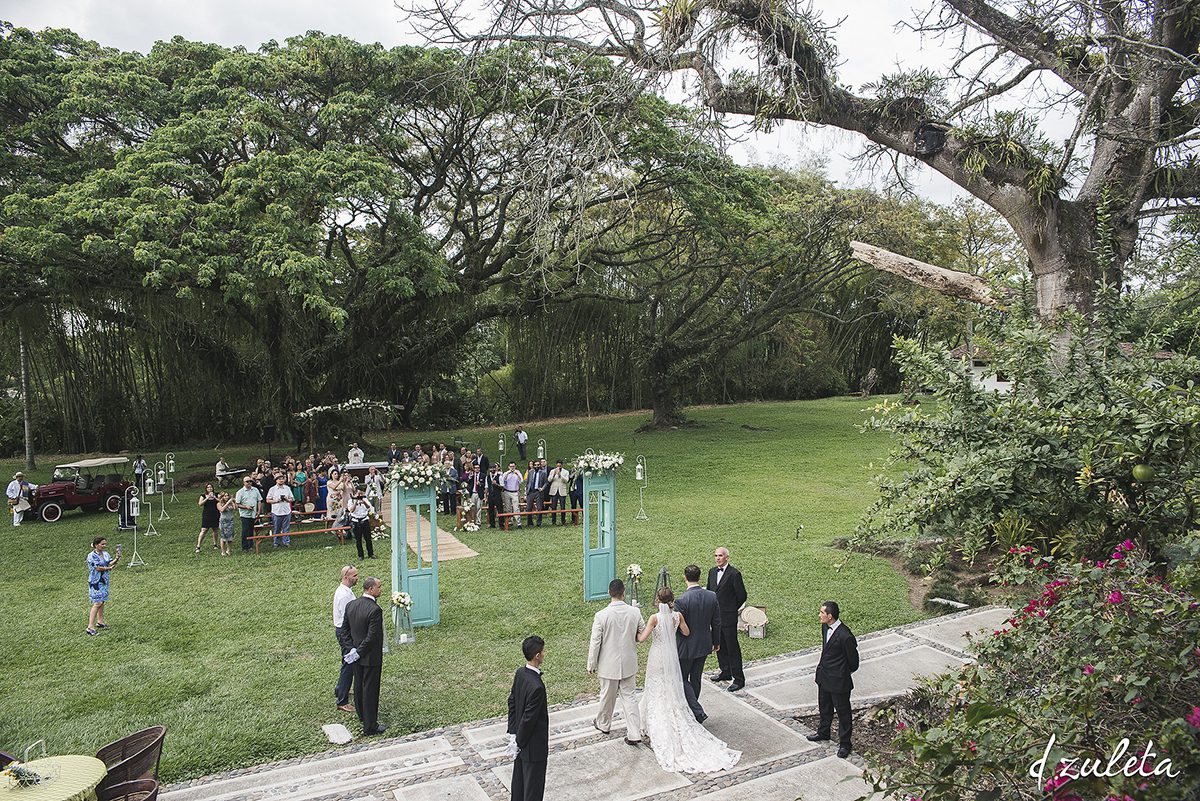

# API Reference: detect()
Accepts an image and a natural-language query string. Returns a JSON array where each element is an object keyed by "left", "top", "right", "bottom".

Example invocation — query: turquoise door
[
  {"left": 391, "top": 484, "right": 440, "bottom": 627},
  {"left": 582, "top": 470, "right": 617, "bottom": 601}
]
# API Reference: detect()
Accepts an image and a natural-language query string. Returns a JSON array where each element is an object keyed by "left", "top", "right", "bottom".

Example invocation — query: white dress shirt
[
  {"left": 333, "top": 584, "right": 355, "bottom": 628},
  {"left": 824, "top": 618, "right": 841, "bottom": 644}
]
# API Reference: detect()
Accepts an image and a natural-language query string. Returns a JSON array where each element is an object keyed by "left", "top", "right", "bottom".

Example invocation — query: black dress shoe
[
  {"left": 623, "top": 737, "right": 642, "bottom": 746},
  {"left": 365, "top": 724, "right": 389, "bottom": 736},
  {"left": 592, "top": 719, "right": 610, "bottom": 735},
  {"left": 695, "top": 714, "right": 708, "bottom": 724},
  {"left": 727, "top": 682, "right": 744, "bottom": 692},
  {"left": 806, "top": 733, "right": 830, "bottom": 742},
  {"left": 709, "top": 673, "right": 732, "bottom": 682},
  {"left": 837, "top": 747, "right": 851, "bottom": 759}
]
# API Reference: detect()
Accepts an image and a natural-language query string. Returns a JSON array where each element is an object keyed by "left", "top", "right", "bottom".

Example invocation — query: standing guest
[
  {"left": 501, "top": 462, "right": 523, "bottom": 528},
  {"left": 452, "top": 447, "right": 464, "bottom": 476},
  {"left": 266, "top": 473, "right": 293, "bottom": 548},
  {"left": 86, "top": 536, "right": 120, "bottom": 635},
  {"left": 235, "top": 476, "right": 263, "bottom": 552},
  {"left": 217, "top": 492, "right": 237, "bottom": 556},
  {"left": 304, "top": 470, "right": 319, "bottom": 509},
  {"left": 348, "top": 443, "right": 365, "bottom": 465},
  {"left": 333, "top": 566, "right": 359, "bottom": 713},
  {"left": 386, "top": 442, "right": 403, "bottom": 464},
  {"left": 515, "top": 426, "right": 529, "bottom": 460},
  {"left": 525, "top": 459, "right": 548, "bottom": 527},
  {"left": 7, "top": 471, "right": 36, "bottom": 527},
  {"left": 487, "top": 465, "right": 504, "bottom": 528},
  {"left": 546, "top": 461, "right": 570, "bottom": 525},
  {"left": 343, "top": 577, "right": 386, "bottom": 735},
  {"left": 507, "top": 635, "right": 549, "bottom": 801},
  {"left": 292, "top": 467, "right": 306, "bottom": 506},
  {"left": 348, "top": 489, "right": 376, "bottom": 560},
  {"left": 195, "top": 483, "right": 220, "bottom": 553},
  {"left": 569, "top": 467, "right": 584, "bottom": 524},
  {"left": 475, "top": 447, "right": 490, "bottom": 478},
  {"left": 807, "top": 601, "right": 860, "bottom": 758},
  {"left": 707, "top": 546, "right": 748, "bottom": 691},
  {"left": 441, "top": 458, "right": 459, "bottom": 515},
  {"left": 364, "top": 466, "right": 385, "bottom": 505},
  {"left": 316, "top": 469, "right": 329, "bottom": 512},
  {"left": 411, "top": 443, "right": 424, "bottom": 463},
  {"left": 258, "top": 467, "right": 274, "bottom": 500},
  {"left": 132, "top": 455, "right": 148, "bottom": 487}
]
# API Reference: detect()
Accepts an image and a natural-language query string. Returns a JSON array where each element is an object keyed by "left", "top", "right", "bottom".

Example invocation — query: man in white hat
[{"left": 6, "top": 471, "right": 37, "bottom": 526}]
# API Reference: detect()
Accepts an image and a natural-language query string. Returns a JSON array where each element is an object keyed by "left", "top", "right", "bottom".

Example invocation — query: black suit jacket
[
  {"left": 386, "top": 448, "right": 402, "bottom": 464},
  {"left": 477, "top": 455, "right": 491, "bottom": 476},
  {"left": 674, "top": 586, "right": 721, "bottom": 659},
  {"left": 815, "top": 622, "right": 859, "bottom": 694},
  {"left": 706, "top": 565, "right": 748, "bottom": 625},
  {"left": 507, "top": 666, "right": 549, "bottom": 762},
  {"left": 345, "top": 595, "right": 384, "bottom": 667}
]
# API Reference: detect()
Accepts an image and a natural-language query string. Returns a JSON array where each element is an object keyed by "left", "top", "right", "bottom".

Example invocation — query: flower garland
[
  {"left": 573, "top": 451, "right": 625, "bottom": 475},
  {"left": 294, "top": 398, "right": 397, "bottom": 420},
  {"left": 387, "top": 462, "right": 451, "bottom": 490}
]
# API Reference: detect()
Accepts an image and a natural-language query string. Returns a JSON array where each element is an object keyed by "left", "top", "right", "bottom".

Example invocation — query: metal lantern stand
[
  {"left": 634, "top": 455, "right": 648, "bottom": 521},
  {"left": 142, "top": 476, "right": 160, "bottom": 537},
  {"left": 536, "top": 438, "right": 547, "bottom": 461},
  {"left": 166, "top": 452, "right": 177, "bottom": 502},
  {"left": 154, "top": 461, "right": 170, "bottom": 520},
  {"left": 117, "top": 483, "right": 137, "bottom": 531},
  {"left": 498, "top": 433, "right": 506, "bottom": 461},
  {"left": 125, "top": 487, "right": 146, "bottom": 567}
]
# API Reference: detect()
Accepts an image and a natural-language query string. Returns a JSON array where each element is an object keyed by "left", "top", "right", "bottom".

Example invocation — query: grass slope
[{"left": 0, "top": 397, "right": 922, "bottom": 780}]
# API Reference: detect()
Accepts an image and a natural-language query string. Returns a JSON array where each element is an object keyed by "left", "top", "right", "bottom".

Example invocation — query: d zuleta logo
[{"left": 1030, "top": 734, "right": 1181, "bottom": 792}]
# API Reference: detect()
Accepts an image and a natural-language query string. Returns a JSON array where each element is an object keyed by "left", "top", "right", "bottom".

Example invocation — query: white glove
[
  {"left": 504, "top": 734, "right": 518, "bottom": 758},
  {"left": 343, "top": 648, "right": 360, "bottom": 664}
]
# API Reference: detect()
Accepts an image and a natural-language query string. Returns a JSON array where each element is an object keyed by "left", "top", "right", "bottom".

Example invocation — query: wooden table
[{"left": 0, "top": 756, "right": 106, "bottom": 801}]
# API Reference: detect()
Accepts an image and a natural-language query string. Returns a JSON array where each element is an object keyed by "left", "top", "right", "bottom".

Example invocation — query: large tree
[{"left": 420, "top": 0, "right": 1200, "bottom": 319}]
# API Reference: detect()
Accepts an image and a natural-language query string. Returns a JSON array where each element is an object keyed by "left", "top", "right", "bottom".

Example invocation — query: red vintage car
[{"left": 33, "top": 457, "right": 131, "bottom": 522}]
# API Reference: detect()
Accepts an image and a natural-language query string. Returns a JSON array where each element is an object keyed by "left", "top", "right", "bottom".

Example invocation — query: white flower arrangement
[
  {"left": 462, "top": 521, "right": 480, "bottom": 532},
  {"left": 294, "top": 398, "right": 397, "bottom": 420},
  {"left": 387, "top": 461, "right": 451, "bottom": 490},
  {"left": 573, "top": 450, "right": 625, "bottom": 475},
  {"left": 627, "top": 563, "right": 643, "bottom": 581},
  {"left": 391, "top": 591, "right": 413, "bottom": 611}
]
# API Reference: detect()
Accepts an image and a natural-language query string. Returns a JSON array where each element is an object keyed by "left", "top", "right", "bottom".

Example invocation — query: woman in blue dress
[
  {"left": 316, "top": 469, "right": 329, "bottom": 512},
  {"left": 87, "top": 536, "right": 120, "bottom": 635}
]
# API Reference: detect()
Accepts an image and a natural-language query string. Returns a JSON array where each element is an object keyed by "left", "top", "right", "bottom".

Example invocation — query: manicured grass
[{"left": 0, "top": 397, "right": 922, "bottom": 780}]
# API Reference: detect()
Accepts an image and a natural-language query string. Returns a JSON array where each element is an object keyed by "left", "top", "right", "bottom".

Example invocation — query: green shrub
[{"left": 868, "top": 544, "right": 1200, "bottom": 801}]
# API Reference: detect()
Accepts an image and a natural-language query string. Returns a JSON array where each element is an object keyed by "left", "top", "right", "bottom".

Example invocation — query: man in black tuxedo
[
  {"left": 807, "top": 600, "right": 860, "bottom": 758},
  {"left": 342, "top": 576, "right": 387, "bottom": 735},
  {"left": 507, "top": 635, "right": 549, "bottom": 801},
  {"left": 707, "top": 546, "right": 748, "bottom": 691},
  {"left": 386, "top": 443, "right": 403, "bottom": 465},
  {"left": 674, "top": 564, "right": 721, "bottom": 722}
]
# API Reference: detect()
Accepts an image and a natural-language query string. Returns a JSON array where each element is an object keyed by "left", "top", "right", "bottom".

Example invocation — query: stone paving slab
[
  {"left": 749, "top": 644, "right": 971, "bottom": 711},
  {"left": 688, "top": 683, "right": 816, "bottom": 770},
  {"left": 162, "top": 738, "right": 462, "bottom": 801},
  {"left": 463, "top": 700, "right": 635, "bottom": 759},
  {"left": 905, "top": 606, "right": 1011, "bottom": 651},
  {"left": 693, "top": 757, "right": 883, "bottom": 801},
  {"left": 393, "top": 775, "right": 491, "bottom": 801},
  {"left": 743, "top": 633, "right": 909, "bottom": 684},
  {"left": 491, "top": 739, "right": 693, "bottom": 801}
]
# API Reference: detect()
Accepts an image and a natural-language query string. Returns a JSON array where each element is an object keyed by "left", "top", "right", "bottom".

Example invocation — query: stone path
[
  {"left": 378, "top": 496, "right": 478, "bottom": 562},
  {"left": 162, "top": 606, "right": 1011, "bottom": 801}
]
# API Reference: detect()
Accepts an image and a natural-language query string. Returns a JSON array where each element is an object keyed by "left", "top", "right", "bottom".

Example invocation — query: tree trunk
[
  {"left": 642, "top": 348, "right": 689, "bottom": 430},
  {"left": 19, "top": 325, "right": 35, "bottom": 471}
]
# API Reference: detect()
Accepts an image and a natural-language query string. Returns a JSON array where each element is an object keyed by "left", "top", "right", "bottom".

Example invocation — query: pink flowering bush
[{"left": 866, "top": 545, "right": 1200, "bottom": 800}]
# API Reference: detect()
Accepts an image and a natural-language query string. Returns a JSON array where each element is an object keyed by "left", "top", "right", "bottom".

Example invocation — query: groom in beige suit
[{"left": 587, "top": 578, "right": 646, "bottom": 745}]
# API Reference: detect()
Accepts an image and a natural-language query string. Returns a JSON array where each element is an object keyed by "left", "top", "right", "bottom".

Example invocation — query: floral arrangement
[
  {"left": 391, "top": 591, "right": 412, "bottom": 611},
  {"left": 627, "top": 563, "right": 643, "bottom": 581},
  {"left": 388, "top": 461, "right": 451, "bottom": 490},
  {"left": 462, "top": 520, "right": 480, "bottom": 532},
  {"left": 2, "top": 762, "right": 44, "bottom": 788},
  {"left": 573, "top": 451, "right": 625, "bottom": 475},
  {"left": 294, "top": 398, "right": 397, "bottom": 420}
]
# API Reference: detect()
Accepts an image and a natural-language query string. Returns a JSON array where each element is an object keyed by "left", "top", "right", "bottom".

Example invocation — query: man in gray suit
[{"left": 674, "top": 564, "right": 721, "bottom": 723}]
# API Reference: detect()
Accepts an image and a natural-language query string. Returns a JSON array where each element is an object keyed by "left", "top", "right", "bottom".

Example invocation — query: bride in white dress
[{"left": 636, "top": 586, "right": 741, "bottom": 773}]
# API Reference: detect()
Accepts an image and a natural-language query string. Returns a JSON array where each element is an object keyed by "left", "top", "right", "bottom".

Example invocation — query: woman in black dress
[{"left": 195, "top": 483, "right": 220, "bottom": 553}]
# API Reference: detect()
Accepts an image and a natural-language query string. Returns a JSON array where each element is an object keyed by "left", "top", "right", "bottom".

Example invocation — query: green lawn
[{"left": 0, "top": 397, "right": 922, "bottom": 781}]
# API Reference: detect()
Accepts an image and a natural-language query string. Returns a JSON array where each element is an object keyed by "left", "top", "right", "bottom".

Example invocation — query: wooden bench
[
  {"left": 249, "top": 514, "right": 350, "bottom": 553},
  {"left": 497, "top": 507, "right": 583, "bottom": 530}
]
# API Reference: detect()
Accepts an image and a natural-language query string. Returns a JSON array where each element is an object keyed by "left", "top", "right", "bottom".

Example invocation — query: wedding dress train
[{"left": 639, "top": 603, "right": 741, "bottom": 773}]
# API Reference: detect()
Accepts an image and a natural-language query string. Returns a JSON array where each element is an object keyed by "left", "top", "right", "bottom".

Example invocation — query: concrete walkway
[{"left": 162, "top": 606, "right": 1011, "bottom": 801}]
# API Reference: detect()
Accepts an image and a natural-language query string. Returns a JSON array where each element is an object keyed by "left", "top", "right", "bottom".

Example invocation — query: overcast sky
[{"left": 1, "top": 0, "right": 990, "bottom": 203}]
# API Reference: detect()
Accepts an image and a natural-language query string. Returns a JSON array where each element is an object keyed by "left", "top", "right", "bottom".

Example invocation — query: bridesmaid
[{"left": 316, "top": 469, "right": 329, "bottom": 512}]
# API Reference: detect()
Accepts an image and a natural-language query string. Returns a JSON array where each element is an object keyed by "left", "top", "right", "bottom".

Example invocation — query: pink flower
[
  {"left": 1096, "top": 560, "right": 1107, "bottom": 568},
  {"left": 966, "top": 740, "right": 977, "bottom": 753},
  {"left": 1132, "top": 696, "right": 1143, "bottom": 706},
  {"left": 1187, "top": 706, "right": 1200, "bottom": 728},
  {"left": 896, "top": 722, "right": 908, "bottom": 731},
  {"left": 1107, "top": 591, "right": 1125, "bottom": 604},
  {"left": 1084, "top": 664, "right": 1094, "bottom": 675},
  {"left": 1122, "top": 538, "right": 1134, "bottom": 551}
]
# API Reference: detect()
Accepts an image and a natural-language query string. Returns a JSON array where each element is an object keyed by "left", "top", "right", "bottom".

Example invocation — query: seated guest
[{"left": 216, "top": 456, "right": 230, "bottom": 476}]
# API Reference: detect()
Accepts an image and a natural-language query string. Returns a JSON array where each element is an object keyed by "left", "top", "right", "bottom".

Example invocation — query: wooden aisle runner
[{"left": 378, "top": 494, "right": 479, "bottom": 561}]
